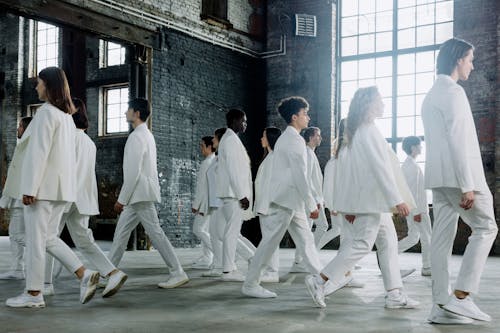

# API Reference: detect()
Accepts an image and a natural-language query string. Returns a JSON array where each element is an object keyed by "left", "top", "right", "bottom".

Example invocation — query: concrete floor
[{"left": 0, "top": 237, "right": 498, "bottom": 333}]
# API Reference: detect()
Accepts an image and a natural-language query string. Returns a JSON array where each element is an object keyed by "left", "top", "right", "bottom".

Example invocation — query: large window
[
  {"left": 99, "top": 40, "right": 126, "bottom": 68},
  {"left": 29, "top": 20, "right": 59, "bottom": 77},
  {"left": 102, "top": 85, "right": 129, "bottom": 135},
  {"left": 337, "top": 0, "right": 453, "bottom": 170}
]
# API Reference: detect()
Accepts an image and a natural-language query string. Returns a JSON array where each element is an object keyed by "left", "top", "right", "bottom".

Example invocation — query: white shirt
[
  {"left": 192, "top": 153, "right": 215, "bottom": 215},
  {"left": 306, "top": 146, "right": 324, "bottom": 205},
  {"left": 206, "top": 157, "right": 222, "bottom": 209},
  {"left": 254, "top": 152, "right": 274, "bottom": 216},
  {"left": 422, "top": 74, "right": 488, "bottom": 192},
  {"left": 401, "top": 156, "right": 428, "bottom": 214}
]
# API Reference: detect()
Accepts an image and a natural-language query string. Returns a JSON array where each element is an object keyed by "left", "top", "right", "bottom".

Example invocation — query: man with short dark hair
[{"left": 107, "top": 98, "right": 189, "bottom": 289}]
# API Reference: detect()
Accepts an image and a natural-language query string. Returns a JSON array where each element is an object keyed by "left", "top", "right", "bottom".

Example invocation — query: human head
[
  {"left": 17, "top": 116, "right": 33, "bottom": 139},
  {"left": 302, "top": 127, "right": 322, "bottom": 148},
  {"left": 402, "top": 136, "right": 422, "bottom": 157},
  {"left": 200, "top": 136, "right": 215, "bottom": 157},
  {"left": 261, "top": 126, "right": 282, "bottom": 152},
  {"left": 346, "top": 86, "right": 382, "bottom": 144},
  {"left": 213, "top": 127, "right": 227, "bottom": 150},
  {"left": 226, "top": 108, "right": 247, "bottom": 133},
  {"left": 126, "top": 98, "right": 150, "bottom": 124},
  {"left": 277, "top": 96, "right": 310, "bottom": 130},
  {"left": 71, "top": 98, "right": 89, "bottom": 130},
  {"left": 37, "top": 67, "right": 75, "bottom": 114},
  {"left": 437, "top": 38, "right": 475, "bottom": 80}
]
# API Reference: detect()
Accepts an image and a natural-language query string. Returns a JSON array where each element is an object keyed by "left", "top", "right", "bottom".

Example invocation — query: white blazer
[
  {"left": 206, "top": 157, "right": 222, "bottom": 209},
  {"left": 269, "top": 126, "right": 317, "bottom": 214},
  {"left": 254, "top": 152, "right": 274, "bottom": 216},
  {"left": 401, "top": 156, "right": 428, "bottom": 214},
  {"left": 323, "top": 156, "right": 336, "bottom": 211},
  {"left": 215, "top": 128, "right": 253, "bottom": 201},
  {"left": 332, "top": 123, "right": 415, "bottom": 214},
  {"left": 72, "top": 130, "right": 99, "bottom": 216},
  {"left": 192, "top": 153, "right": 215, "bottom": 215},
  {"left": 306, "top": 146, "right": 324, "bottom": 205},
  {"left": 422, "top": 74, "right": 488, "bottom": 192},
  {"left": 21, "top": 103, "right": 76, "bottom": 202},
  {"left": 118, "top": 123, "right": 161, "bottom": 205}
]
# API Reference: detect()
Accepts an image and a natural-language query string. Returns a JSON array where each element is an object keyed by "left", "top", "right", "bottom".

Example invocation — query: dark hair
[
  {"left": 71, "top": 98, "right": 89, "bottom": 129},
  {"left": 402, "top": 136, "right": 421, "bottom": 155},
  {"left": 436, "top": 38, "right": 474, "bottom": 75},
  {"left": 214, "top": 127, "right": 227, "bottom": 142},
  {"left": 226, "top": 108, "right": 246, "bottom": 127},
  {"left": 302, "top": 127, "right": 319, "bottom": 143},
  {"left": 335, "top": 118, "right": 346, "bottom": 159},
  {"left": 277, "top": 96, "right": 309, "bottom": 124},
  {"left": 265, "top": 127, "right": 281, "bottom": 151},
  {"left": 129, "top": 98, "right": 150, "bottom": 122},
  {"left": 38, "top": 67, "right": 75, "bottom": 114},
  {"left": 202, "top": 135, "right": 215, "bottom": 152},
  {"left": 20, "top": 117, "right": 33, "bottom": 131}
]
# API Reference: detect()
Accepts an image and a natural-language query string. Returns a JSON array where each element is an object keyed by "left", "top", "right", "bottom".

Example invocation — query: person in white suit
[
  {"left": 215, "top": 109, "right": 254, "bottom": 282},
  {"left": 0, "top": 117, "right": 32, "bottom": 280},
  {"left": 6, "top": 67, "right": 100, "bottom": 308},
  {"left": 422, "top": 38, "right": 498, "bottom": 324},
  {"left": 107, "top": 98, "right": 189, "bottom": 289},
  {"left": 242, "top": 96, "right": 322, "bottom": 298},
  {"left": 191, "top": 136, "right": 216, "bottom": 269},
  {"left": 305, "top": 86, "right": 419, "bottom": 309},
  {"left": 44, "top": 98, "right": 128, "bottom": 298},
  {"left": 398, "top": 136, "right": 432, "bottom": 277},
  {"left": 253, "top": 127, "right": 282, "bottom": 283}
]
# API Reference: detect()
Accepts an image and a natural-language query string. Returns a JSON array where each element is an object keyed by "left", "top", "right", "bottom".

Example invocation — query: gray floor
[{"left": 0, "top": 237, "right": 498, "bottom": 333}]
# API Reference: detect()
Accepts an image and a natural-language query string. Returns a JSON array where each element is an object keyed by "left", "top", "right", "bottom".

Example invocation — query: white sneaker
[
  {"left": 242, "top": 284, "right": 277, "bottom": 298},
  {"left": 385, "top": 290, "right": 419, "bottom": 309},
  {"left": 260, "top": 271, "right": 279, "bottom": 283},
  {"left": 202, "top": 268, "right": 223, "bottom": 277},
  {"left": 400, "top": 268, "right": 416, "bottom": 278},
  {"left": 346, "top": 277, "right": 365, "bottom": 288},
  {"left": 102, "top": 270, "right": 128, "bottom": 298},
  {"left": 221, "top": 270, "right": 245, "bottom": 282},
  {"left": 305, "top": 274, "right": 326, "bottom": 308},
  {"left": 421, "top": 267, "right": 431, "bottom": 276},
  {"left": 191, "top": 256, "right": 213, "bottom": 269},
  {"left": 0, "top": 270, "right": 24, "bottom": 280},
  {"left": 324, "top": 274, "right": 352, "bottom": 296},
  {"left": 6, "top": 292, "right": 45, "bottom": 308},
  {"left": 428, "top": 304, "right": 474, "bottom": 324},
  {"left": 290, "top": 261, "right": 309, "bottom": 273},
  {"left": 443, "top": 295, "right": 491, "bottom": 322},
  {"left": 97, "top": 276, "right": 108, "bottom": 288},
  {"left": 80, "top": 269, "right": 100, "bottom": 304},
  {"left": 43, "top": 284, "right": 55, "bottom": 296},
  {"left": 158, "top": 271, "right": 189, "bottom": 289}
]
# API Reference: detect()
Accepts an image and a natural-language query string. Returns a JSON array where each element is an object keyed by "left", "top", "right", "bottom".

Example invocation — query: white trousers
[
  {"left": 8, "top": 207, "right": 25, "bottom": 271},
  {"left": 46, "top": 204, "right": 116, "bottom": 282},
  {"left": 431, "top": 188, "right": 498, "bottom": 305},
  {"left": 322, "top": 213, "right": 403, "bottom": 291},
  {"left": 259, "top": 216, "right": 279, "bottom": 274},
  {"left": 193, "top": 213, "right": 213, "bottom": 260},
  {"left": 209, "top": 207, "right": 255, "bottom": 270},
  {"left": 24, "top": 201, "right": 82, "bottom": 291},
  {"left": 219, "top": 199, "right": 244, "bottom": 272},
  {"left": 245, "top": 205, "right": 322, "bottom": 287},
  {"left": 312, "top": 205, "right": 329, "bottom": 247},
  {"left": 398, "top": 212, "right": 432, "bottom": 268},
  {"left": 108, "top": 202, "right": 183, "bottom": 273},
  {"left": 317, "top": 213, "right": 343, "bottom": 250}
]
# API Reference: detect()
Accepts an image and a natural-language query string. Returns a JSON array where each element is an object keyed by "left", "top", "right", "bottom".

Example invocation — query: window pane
[
  {"left": 342, "top": 36, "right": 358, "bottom": 56},
  {"left": 341, "top": 81, "right": 358, "bottom": 102},
  {"left": 398, "top": 0, "right": 416, "bottom": 9},
  {"left": 398, "top": 28, "right": 415, "bottom": 49},
  {"left": 376, "top": 56, "right": 392, "bottom": 77},
  {"left": 376, "top": 0, "right": 393, "bottom": 12},
  {"left": 375, "top": 117, "right": 392, "bottom": 138},
  {"left": 359, "top": 1, "right": 376, "bottom": 14},
  {"left": 415, "top": 51, "right": 435, "bottom": 72},
  {"left": 105, "top": 86, "right": 129, "bottom": 134},
  {"left": 398, "top": 53, "right": 415, "bottom": 75},
  {"left": 359, "top": 14, "right": 376, "bottom": 34},
  {"left": 359, "top": 33, "right": 375, "bottom": 54},
  {"left": 415, "top": 72, "right": 434, "bottom": 94},
  {"left": 359, "top": 78, "right": 376, "bottom": 88},
  {"left": 416, "top": 25, "right": 434, "bottom": 46},
  {"left": 436, "top": 22, "right": 453, "bottom": 44},
  {"left": 398, "top": 7, "right": 416, "bottom": 29},
  {"left": 342, "top": 16, "right": 358, "bottom": 36},
  {"left": 436, "top": 1, "right": 453, "bottom": 23},
  {"left": 375, "top": 76, "right": 392, "bottom": 97},
  {"left": 415, "top": 94, "right": 426, "bottom": 116},
  {"left": 341, "top": 60, "right": 358, "bottom": 80},
  {"left": 376, "top": 32, "right": 392, "bottom": 52},
  {"left": 397, "top": 95, "right": 415, "bottom": 117},
  {"left": 376, "top": 11, "right": 393, "bottom": 32},
  {"left": 340, "top": 100, "right": 350, "bottom": 119},
  {"left": 415, "top": 115, "right": 424, "bottom": 136},
  {"left": 342, "top": 1, "right": 358, "bottom": 17},
  {"left": 416, "top": 3, "right": 435, "bottom": 26},
  {"left": 358, "top": 58, "right": 375, "bottom": 79},
  {"left": 107, "top": 89, "right": 120, "bottom": 104},
  {"left": 381, "top": 97, "right": 392, "bottom": 118},
  {"left": 397, "top": 116, "right": 415, "bottom": 137},
  {"left": 397, "top": 74, "right": 415, "bottom": 95}
]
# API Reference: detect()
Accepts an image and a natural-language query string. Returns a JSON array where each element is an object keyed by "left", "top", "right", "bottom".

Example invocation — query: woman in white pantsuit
[
  {"left": 305, "top": 86, "right": 419, "bottom": 309},
  {"left": 6, "top": 67, "right": 100, "bottom": 308}
]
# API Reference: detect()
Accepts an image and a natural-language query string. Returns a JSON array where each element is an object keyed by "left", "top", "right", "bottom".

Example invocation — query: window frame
[
  {"left": 28, "top": 20, "right": 60, "bottom": 78},
  {"left": 99, "top": 84, "right": 130, "bottom": 137},
  {"left": 99, "top": 40, "right": 127, "bottom": 68}
]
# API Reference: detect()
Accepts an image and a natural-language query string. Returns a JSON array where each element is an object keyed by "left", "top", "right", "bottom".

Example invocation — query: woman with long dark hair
[{"left": 6, "top": 67, "right": 100, "bottom": 308}]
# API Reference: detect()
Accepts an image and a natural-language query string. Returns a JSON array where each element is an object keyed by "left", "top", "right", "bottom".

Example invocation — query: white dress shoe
[
  {"left": 6, "top": 292, "right": 45, "bottom": 308},
  {"left": 428, "top": 304, "right": 474, "bottom": 324},
  {"left": 242, "top": 284, "right": 277, "bottom": 298},
  {"left": 80, "top": 269, "right": 100, "bottom": 304},
  {"left": 385, "top": 289, "right": 419, "bottom": 309},
  {"left": 289, "top": 261, "right": 309, "bottom": 273},
  {"left": 158, "top": 271, "right": 189, "bottom": 289},
  {"left": 443, "top": 295, "right": 491, "bottom": 322},
  {"left": 400, "top": 268, "right": 416, "bottom": 278},
  {"left": 305, "top": 274, "right": 326, "bottom": 308},
  {"left": 421, "top": 267, "right": 432, "bottom": 276},
  {"left": 0, "top": 270, "right": 24, "bottom": 280},
  {"left": 43, "top": 283, "right": 55, "bottom": 296},
  {"left": 221, "top": 270, "right": 245, "bottom": 282},
  {"left": 202, "top": 268, "right": 223, "bottom": 277},
  {"left": 102, "top": 271, "right": 128, "bottom": 298},
  {"left": 260, "top": 271, "right": 279, "bottom": 283}
]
